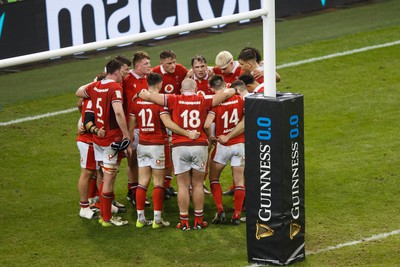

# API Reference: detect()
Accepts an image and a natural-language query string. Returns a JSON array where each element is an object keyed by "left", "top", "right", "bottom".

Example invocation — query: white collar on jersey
[
  {"left": 160, "top": 65, "right": 168, "bottom": 75},
  {"left": 254, "top": 83, "right": 264, "bottom": 93},
  {"left": 101, "top": 79, "right": 115, "bottom": 84},
  {"left": 230, "top": 61, "right": 240, "bottom": 74},
  {"left": 193, "top": 72, "right": 209, "bottom": 81},
  {"left": 181, "top": 91, "right": 196, "bottom": 96},
  {"left": 130, "top": 70, "right": 145, "bottom": 79}
]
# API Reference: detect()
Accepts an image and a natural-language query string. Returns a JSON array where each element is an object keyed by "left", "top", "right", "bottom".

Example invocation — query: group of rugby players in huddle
[{"left": 75, "top": 47, "right": 280, "bottom": 229}]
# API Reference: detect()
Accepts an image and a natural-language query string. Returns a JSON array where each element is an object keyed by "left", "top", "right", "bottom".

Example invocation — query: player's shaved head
[{"left": 181, "top": 78, "right": 196, "bottom": 92}]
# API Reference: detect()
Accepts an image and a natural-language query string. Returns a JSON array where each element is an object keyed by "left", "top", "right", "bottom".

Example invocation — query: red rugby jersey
[
  {"left": 84, "top": 79, "right": 124, "bottom": 146},
  {"left": 152, "top": 64, "right": 188, "bottom": 95},
  {"left": 122, "top": 70, "right": 148, "bottom": 115},
  {"left": 209, "top": 95, "right": 244, "bottom": 146},
  {"left": 162, "top": 93, "right": 213, "bottom": 147},
  {"left": 129, "top": 98, "right": 168, "bottom": 145}
]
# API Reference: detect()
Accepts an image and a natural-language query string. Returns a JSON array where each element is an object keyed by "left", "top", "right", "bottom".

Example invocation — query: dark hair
[
  {"left": 114, "top": 55, "right": 132, "bottom": 67},
  {"left": 159, "top": 49, "right": 176, "bottom": 60},
  {"left": 132, "top": 51, "right": 150, "bottom": 68},
  {"left": 105, "top": 59, "right": 123, "bottom": 74},
  {"left": 95, "top": 72, "right": 106, "bottom": 81},
  {"left": 238, "top": 47, "right": 262, "bottom": 63},
  {"left": 238, "top": 73, "right": 255, "bottom": 85},
  {"left": 209, "top": 74, "right": 225, "bottom": 90},
  {"left": 191, "top": 55, "right": 207, "bottom": 66},
  {"left": 231, "top": 80, "right": 247, "bottom": 92},
  {"left": 147, "top": 72, "right": 163, "bottom": 87}
]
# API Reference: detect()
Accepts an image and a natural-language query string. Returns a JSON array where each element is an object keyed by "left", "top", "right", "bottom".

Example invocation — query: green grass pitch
[{"left": 0, "top": 0, "right": 399, "bottom": 266}]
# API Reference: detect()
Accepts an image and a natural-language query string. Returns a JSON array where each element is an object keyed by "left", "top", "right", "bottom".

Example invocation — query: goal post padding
[{"left": 244, "top": 93, "right": 305, "bottom": 265}]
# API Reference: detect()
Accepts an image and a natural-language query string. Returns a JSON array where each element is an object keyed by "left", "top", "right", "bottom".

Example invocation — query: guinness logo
[
  {"left": 255, "top": 222, "right": 274, "bottom": 240},
  {"left": 290, "top": 222, "right": 301, "bottom": 240}
]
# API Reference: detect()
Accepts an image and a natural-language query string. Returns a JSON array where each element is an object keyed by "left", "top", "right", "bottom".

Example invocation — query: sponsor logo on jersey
[{"left": 164, "top": 84, "right": 174, "bottom": 94}]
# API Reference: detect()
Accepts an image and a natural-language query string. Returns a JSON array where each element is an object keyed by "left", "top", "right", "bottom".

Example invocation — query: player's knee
[{"left": 102, "top": 163, "right": 119, "bottom": 174}]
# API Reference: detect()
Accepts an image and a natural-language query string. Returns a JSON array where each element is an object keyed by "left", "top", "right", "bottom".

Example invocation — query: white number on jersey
[
  {"left": 221, "top": 108, "right": 239, "bottom": 128},
  {"left": 138, "top": 108, "right": 154, "bottom": 127},
  {"left": 96, "top": 98, "right": 103, "bottom": 118},
  {"left": 180, "top": 109, "right": 201, "bottom": 128}
]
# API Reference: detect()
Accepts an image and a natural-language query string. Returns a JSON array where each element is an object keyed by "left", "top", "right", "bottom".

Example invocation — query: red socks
[{"left": 210, "top": 180, "right": 224, "bottom": 213}]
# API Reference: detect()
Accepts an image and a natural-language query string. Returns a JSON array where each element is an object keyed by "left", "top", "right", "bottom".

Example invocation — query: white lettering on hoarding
[
  {"left": 46, "top": 0, "right": 107, "bottom": 50},
  {"left": 45, "top": 0, "right": 253, "bottom": 50}
]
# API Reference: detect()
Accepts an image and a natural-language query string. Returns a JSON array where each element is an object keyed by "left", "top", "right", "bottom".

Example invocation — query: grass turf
[{"left": 0, "top": 0, "right": 400, "bottom": 266}]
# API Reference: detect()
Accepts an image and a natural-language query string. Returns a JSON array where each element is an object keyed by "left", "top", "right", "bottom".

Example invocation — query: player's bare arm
[
  {"left": 75, "top": 82, "right": 93, "bottom": 98},
  {"left": 83, "top": 110, "right": 106, "bottom": 138},
  {"left": 160, "top": 113, "right": 199, "bottom": 140},
  {"left": 112, "top": 102, "right": 130, "bottom": 140},
  {"left": 136, "top": 90, "right": 166, "bottom": 107},
  {"left": 211, "top": 88, "right": 236, "bottom": 107},
  {"left": 218, "top": 117, "right": 245, "bottom": 145},
  {"left": 203, "top": 113, "right": 215, "bottom": 134},
  {"left": 128, "top": 115, "right": 137, "bottom": 140}
]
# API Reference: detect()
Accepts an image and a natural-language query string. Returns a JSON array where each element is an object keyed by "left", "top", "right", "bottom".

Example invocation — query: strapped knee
[{"left": 102, "top": 163, "right": 119, "bottom": 174}]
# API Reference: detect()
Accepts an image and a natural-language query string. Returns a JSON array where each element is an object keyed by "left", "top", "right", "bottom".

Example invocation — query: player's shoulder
[
  {"left": 176, "top": 63, "right": 188, "bottom": 73},
  {"left": 152, "top": 65, "right": 162, "bottom": 73}
]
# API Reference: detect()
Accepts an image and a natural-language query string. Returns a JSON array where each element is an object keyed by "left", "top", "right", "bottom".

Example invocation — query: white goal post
[{"left": 0, "top": 0, "right": 276, "bottom": 97}]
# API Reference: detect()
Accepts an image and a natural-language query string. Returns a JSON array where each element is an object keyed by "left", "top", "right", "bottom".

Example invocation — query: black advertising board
[
  {"left": 245, "top": 93, "right": 305, "bottom": 265},
  {"left": 0, "top": 0, "right": 367, "bottom": 60}
]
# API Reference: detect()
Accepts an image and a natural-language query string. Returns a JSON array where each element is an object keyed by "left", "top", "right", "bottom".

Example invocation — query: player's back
[
  {"left": 212, "top": 94, "right": 245, "bottom": 145},
  {"left": 131, "top": 98, "right": 167, "bottom": 145},
  {"left": 166, "top": 93, "right": 212, "bottom": 146},
  {"left": 86, "top": 79, "right": 123, "bottom": 146}
]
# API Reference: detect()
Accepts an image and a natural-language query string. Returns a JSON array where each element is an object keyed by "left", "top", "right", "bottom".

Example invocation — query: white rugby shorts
[
  {"left": 212, "top": 142, "right": 245, "bottom": 167},
  {"left": 137, "top": 144, "right": 166, "bottom": 169},
  {"left": 172, "top": 145, "right": 208, "bottom": 175},
  {"left": 77, "top": 141, "right": 99, "bottom": 170},
  {"left": 93, "top": 143, "right": 120, "bottom": 165}
]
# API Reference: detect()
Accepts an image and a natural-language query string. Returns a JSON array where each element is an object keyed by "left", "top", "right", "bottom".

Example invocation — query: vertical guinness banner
[{"left": 245, "top": 93, "right": 305, "bottom": 265}]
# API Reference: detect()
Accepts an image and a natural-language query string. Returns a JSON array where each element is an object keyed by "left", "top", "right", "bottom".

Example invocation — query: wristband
[{"left": 89, "top": 124, "right": 96, "bottom": 133}]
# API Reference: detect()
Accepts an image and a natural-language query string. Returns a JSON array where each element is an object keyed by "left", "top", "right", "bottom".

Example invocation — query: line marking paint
[
  {"left": 306, "top": 229, "right": 400, "bottom": 255},
  {"left": 276, "top": 40, "right": 400, "bottom": 69},
  {"left": 0, "top": 107, "right": 76, "bottom": 126},
  {"left": 1, "top": 39, "right": 400, "bottom": 127},
  {"left": 246, "top": 229, "right": 400, "bottom": 266}
]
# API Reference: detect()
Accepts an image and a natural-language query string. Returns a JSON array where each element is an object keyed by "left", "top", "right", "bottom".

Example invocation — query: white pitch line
[
  {"left": 276, "top": 40, "right": 400, "bottom": 69},
  {"left": 246, "top": 229, "right": 400, "bottom": 266},
  {"left": 0, "top": 107, "right": 77, "bottom": 126},
  {"left": 306, "top": 229, "right": 400, "bottom": 255},
  {"left": 1, "top": 39, "right": 400, "bottom": 127}
]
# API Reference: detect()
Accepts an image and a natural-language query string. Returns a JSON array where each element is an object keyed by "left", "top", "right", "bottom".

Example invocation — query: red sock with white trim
[
  {"left": 210, "top": 180, "right": 224, "bottom": 213},
  {"left": 233, "top": 186, "right": 245, "bottom": 219}
]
